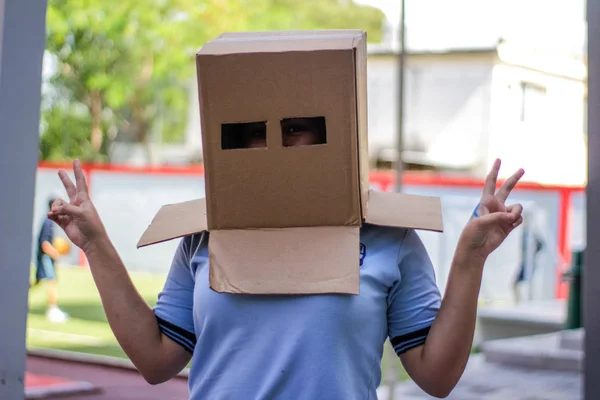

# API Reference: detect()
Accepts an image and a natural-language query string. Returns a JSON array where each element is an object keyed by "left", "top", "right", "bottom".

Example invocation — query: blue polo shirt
[{"left": 153, "top": 224, "right": 441, "bottom": 399}]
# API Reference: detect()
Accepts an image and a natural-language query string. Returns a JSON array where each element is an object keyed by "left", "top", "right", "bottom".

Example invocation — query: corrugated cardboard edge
[
  {"left": 365, "top": 190, "right": 444, "bottom": 232},
  {"left": 136, "top": 190, "right": 443, "bottom": 248},
  {"left": 208, "top": 227, "right": 360, "bottom": 295},
  {"left": 198, "top": 30, "right": 365, "bottom": 56},
  {"left": 217, "top": 30, "right": 365, "bottom": 39},
  {"left": 353, "top": 32, "right": 370, "bottom": 220},
  {"left": 136, "top": 198, "right": 207, "bottom": 248}
]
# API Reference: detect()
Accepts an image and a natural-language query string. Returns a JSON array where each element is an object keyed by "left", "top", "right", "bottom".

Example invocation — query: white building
[
  {"left": 138, "top": 0, "right": 588, "bottom": 186},
  {"left": 366, "top": 40, "right": 587, "bottom": 186},
  {"left": 361, "top": 0, "right": 588, "bottom": 185}
]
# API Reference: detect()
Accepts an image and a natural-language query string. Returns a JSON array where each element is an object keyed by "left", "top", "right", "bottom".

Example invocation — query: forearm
[
  {"left": 41, "top": 241, "right": 60, "bottom": 260},
  {"left": 83, "top": 236, "right": 177, "bottom": 380},
  {"left": 418, "top": 249, "right": 485, "bottom": 395},
  {"left": 49, "top": 161, "right": 190, "bottom": 383},
  {"left": 401, "top": 161, "right": 523, "bottom": 398}
]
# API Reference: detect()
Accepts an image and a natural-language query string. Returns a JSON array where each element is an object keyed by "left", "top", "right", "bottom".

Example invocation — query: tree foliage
[{"left": 41, "top": 0, "right": 385, "bottom": 163}]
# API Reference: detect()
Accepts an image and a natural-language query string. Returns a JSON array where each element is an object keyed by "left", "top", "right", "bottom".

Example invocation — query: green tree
[
  {"left": 41, "top": 0, "right": 384, "bottom": 163},
  {"left": 40, "top": 105, "right": 97, "bottom": 162},
  {"left": 239, "top": 0, "right": 385, "bottom": 43}
]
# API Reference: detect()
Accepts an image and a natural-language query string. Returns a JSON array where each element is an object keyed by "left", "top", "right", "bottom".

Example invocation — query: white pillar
[{"left": 0, "top": 1, "right": 48, "bottom": 398}]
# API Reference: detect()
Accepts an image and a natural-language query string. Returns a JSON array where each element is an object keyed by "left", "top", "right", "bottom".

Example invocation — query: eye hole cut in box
[
  {"left": 221, "top": 121, "right": 267, "bottom": 150},
  {"left": 281, "top": 117, "right": 327, "bottom": 147},
  {"left": 221, "top": 117, "right": 327, "bottom": 150}
]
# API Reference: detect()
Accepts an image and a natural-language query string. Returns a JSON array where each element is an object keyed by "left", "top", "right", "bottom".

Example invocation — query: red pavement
[
  {"left": 26, "top": 355, "right": 190, "bottom": 399},
  {"left": 25, "top": 372, "right": 98, "bottom": 398}
]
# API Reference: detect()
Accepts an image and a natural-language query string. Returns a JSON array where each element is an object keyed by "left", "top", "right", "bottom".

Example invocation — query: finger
[
  {"left": 512, "top": 216, "right": 524, "bottom": 229},
  {"left": 48, "top": 212, "right": 59, "bottom": 223},
  {"left": 48, "top": 208, "right": 66, "bottom": 222},
  {"left": 50, "top": 198, "right": 67, "bottom": 211},
  {"left": 478, "top": 211, "right": 518, "bottom": 227},
  {"left": 50, "top": 201, "right": 83, "bottom": 218},
  {"left": 49, "top": 213, "right": 71, "bottom": 227},
  {"left": 58, "top": 170, "right": 77, "bottom": 202},
  {"left": 73, "top": 159, "right": 89, "bottom": 197},
  {"left": 496, "top": 168, "right": 525, "bottom": 203},
  {"left": 507, "top": 203, "right": 524, "bottom": 218},
  {"left": 57, "top": 215, "right": 72, "bottom": 226},
  {"left": 482, "top": 159, "right": 501, "bottom": 197}
]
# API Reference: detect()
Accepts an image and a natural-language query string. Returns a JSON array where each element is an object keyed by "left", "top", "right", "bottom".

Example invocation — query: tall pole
[
  {"left": 585, "top": 0, "right": 600, "bottom": 397},
  {"left": 0, "top": 1, "right": 48, "bottom": 399},
  {"left": 396, "top": 0, "right": 406, "bottom": 192},
  {"left": 386, "top": 4, "right": 407, "bottom": 398}
]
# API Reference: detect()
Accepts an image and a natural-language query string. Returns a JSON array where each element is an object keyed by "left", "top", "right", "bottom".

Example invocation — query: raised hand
[
  {"left": 48, "top": 159, "right": 107, "bottom": 253},
  {"left": 458, "top": 159, "right": 525, "bottom": 261}
]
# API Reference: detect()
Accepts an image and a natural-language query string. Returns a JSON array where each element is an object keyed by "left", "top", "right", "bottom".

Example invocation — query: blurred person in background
[
  {"left": 31, "top": 194, "right": 70, "bottom": 323},
  {"left": 512, "top": 213, "right": 545, "bottom": 303}
]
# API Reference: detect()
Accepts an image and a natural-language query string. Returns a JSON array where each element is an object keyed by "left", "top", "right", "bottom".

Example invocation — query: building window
[{"left": 520, "top": 82, "right": 547, "bottom": 123}]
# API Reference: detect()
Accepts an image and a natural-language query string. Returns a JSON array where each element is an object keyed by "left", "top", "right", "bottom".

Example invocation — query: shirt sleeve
[
  {"left": 387, "top": 229, "right": 441, "bottom": 356},
  {"left": 153, "top": 234, "right": 200, "bottom": 354}
]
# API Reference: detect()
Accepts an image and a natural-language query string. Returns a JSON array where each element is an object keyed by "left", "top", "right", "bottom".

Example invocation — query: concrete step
[
  {"left": 476, "top": 300, "right": 565, "bottom": 343},
  {"left": 560, "top": 328, "right": 584, "bottom": 351},
  {"left": 480, "top": 330, "right": 583, "bottom": 372},
  {"left": 381, "top": 354, "right": 581, "bottom": 400}
]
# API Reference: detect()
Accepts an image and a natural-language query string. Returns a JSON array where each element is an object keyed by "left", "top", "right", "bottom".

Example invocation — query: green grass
[
  {"left": 28, "top": 266, "right": 484, "bottom": 383},
  {"left": 381, "top": 348, "right": 411, "bottom": 382},
  {"left": 26, "top": 265, "right": 411, "bottom": 382},
  {"left": 26, "top": 265, "right": 166, "bottom": 359}
]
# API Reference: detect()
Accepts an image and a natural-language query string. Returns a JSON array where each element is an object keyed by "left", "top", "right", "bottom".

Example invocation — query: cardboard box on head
[{"left": 137, "top": 30, "right": 444, "bottom": 295}]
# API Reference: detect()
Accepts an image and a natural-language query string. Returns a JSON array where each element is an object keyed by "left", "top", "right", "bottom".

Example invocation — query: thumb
[
  {"left": 49, "top": 200, "right": 83, "bottom": 218},
  {"left": 477, "top": 212, "right": 517, "bottom": 227}
]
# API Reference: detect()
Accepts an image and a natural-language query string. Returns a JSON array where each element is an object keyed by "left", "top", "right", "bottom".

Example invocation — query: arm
[
  {"left": 399, "top": 159, "right": 525, "bottom": 398},
  {"left": 84, "top": 236, "right": 192, "bottom": 384},
  {"left": 40, "top": 220, "right": 60, "bottom": 260},
  {"left": 41, "top": 241, "right": 61, "bottom": 261},
  {"left": 49, "top": 159, "right": 191, "bottom": 384},
  {"left": 399, "top": 248, "right": 484, "bottom": 398}
]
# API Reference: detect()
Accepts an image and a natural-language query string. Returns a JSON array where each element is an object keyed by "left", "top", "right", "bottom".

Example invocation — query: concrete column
[
  {"left": 0, "top": 1, "right": 48, "bottom": 399},
  {"left": 586, "top": 0, "right": 600, "bottom": 398}
]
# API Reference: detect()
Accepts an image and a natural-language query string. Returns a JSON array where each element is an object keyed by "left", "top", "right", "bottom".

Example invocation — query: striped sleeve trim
[
  {"left": 391, "top": 325, "right": 431, "bottom": 355},
  {"left": 156, "top": 315, "right": 196, "bottom": 354}
]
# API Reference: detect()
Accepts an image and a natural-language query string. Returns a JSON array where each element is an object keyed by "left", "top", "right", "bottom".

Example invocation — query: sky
[
  {"left": 356, "top": 0, "right": 587, "bottom": 54},
  {"left": 357, "top": 0, "right": 586, "bottom": 27}
]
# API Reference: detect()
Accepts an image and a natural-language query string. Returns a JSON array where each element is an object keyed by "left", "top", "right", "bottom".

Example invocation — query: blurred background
[{"left": 26, "top": 0, "right": 588, "bottom": 397}]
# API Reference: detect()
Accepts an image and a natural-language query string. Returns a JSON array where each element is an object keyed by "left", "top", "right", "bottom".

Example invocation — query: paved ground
[
  {"left": 26, "top": 355, "right": 189, "bottom": 399},
  {"left": 377, "top": 355, "right": 582, "bottom": 400},
  {"left": 27, "top": 352, "right": 582, "bottom": 399},
  {"left": 25, "top": 372, "right": 98, "bottom": 399}
]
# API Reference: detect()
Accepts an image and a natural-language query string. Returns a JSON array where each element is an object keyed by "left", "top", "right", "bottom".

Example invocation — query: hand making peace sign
[
  {"left": 458, "top": 159, "right": 525, "bottom": 261},
  {"left": 48, "top": 159, "right": 107, "bottom": 253}
]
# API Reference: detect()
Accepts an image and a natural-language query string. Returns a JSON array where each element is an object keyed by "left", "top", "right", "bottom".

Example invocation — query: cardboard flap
[
  {"left": 137, "top": 199, "right": 207, "bottom": 248},
  {"left": 209, "top": 227, "right": 360, "bottom": 295},
  {"left": 365, "top": 190, "right": 444, "bottom": 232}
]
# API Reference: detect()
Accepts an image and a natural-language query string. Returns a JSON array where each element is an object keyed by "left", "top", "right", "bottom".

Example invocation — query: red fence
[
  {"left": 39, "top": 161, "right": 585, "bottom": 300},
  {"left": 370, "top": 169, "right": 584, "bottom": 300}
]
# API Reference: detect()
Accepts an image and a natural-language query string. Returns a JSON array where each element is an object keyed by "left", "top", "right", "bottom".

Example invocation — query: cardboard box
[{"left": 137, "top": 30, "right": 443, "bottom": 295}]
